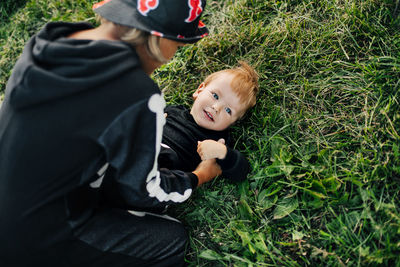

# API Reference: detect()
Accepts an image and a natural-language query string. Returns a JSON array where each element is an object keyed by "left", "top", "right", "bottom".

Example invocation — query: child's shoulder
[{"left": 165, "top": 104, "right": 187, "bottom": 113}]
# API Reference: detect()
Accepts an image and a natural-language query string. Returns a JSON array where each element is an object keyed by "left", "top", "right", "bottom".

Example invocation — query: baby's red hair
[{"left": 203, "top": 61, "right": 259, "bottom": 115}]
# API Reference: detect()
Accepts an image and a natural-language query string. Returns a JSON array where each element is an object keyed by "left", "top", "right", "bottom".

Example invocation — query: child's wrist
[
  {"left": 217, "top": 144, "right": 227, "bottom": 159},
  {"left": 192, "top": 169, "right": 207, "bottom": 186}
]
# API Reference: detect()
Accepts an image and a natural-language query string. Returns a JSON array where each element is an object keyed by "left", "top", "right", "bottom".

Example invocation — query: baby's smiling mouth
[{"left": 204, "top": 110, "right": 214, "bottom": 121}]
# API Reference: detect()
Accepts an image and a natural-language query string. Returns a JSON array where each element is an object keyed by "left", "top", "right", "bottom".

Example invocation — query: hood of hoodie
[{"left": 6, "top": 22, "right": 140, "bottom": 109}]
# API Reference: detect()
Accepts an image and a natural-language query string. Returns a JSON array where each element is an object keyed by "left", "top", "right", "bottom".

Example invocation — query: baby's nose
[{"left": 212, "top": 103, "right": 222, "bottom": 112}]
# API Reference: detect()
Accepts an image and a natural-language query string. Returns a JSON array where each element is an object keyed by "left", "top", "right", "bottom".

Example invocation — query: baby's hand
[{"left": 197, "top": 139, "right": 227, "bottom": 160}]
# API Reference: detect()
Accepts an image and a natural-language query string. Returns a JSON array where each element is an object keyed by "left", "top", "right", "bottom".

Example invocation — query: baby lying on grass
[{"left": 159, "top": 61, "right": 259, "bottom": 184}]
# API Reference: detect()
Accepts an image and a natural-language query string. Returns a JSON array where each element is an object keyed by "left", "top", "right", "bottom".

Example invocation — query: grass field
[{"left": 1, "top": 0, "right": 399, "bottom": 266}]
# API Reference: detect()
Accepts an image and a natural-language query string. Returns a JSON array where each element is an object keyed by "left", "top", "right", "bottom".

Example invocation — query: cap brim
[{"left": 163, "top": 25, "right": 209, "bottom": 44}]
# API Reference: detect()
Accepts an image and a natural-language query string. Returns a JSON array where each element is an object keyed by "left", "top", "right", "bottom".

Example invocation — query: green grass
[{"left": 1, "top": 0, "right": 400, "bottom": 266}]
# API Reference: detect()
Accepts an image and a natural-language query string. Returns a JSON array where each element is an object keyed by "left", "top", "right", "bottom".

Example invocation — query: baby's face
[{"left": 190, "top": 73, "right": 246, "bottom": 131}]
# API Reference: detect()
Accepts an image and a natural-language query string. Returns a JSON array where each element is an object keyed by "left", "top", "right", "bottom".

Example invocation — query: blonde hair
[
  {"left": 97, "top": 15, "right": 168, "bottom": 63},
  {"left": 204, "top": 61, "right": 259, "bottom": 113}
]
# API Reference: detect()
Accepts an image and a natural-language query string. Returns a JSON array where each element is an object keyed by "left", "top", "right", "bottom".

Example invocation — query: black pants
[
  {"left": 63, "top": 183, "right": 188, "bottom": 266},
  {"left": 2, "top": 204, "right": 187, "bottom": 267},
  {"left": 67, "top": 208, "right": 188, "bottom": 267}
]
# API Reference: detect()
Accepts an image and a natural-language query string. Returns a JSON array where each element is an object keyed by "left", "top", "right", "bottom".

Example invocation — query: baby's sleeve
[{"left": 217, "top": 147, "right": 249, "bottom": 182}]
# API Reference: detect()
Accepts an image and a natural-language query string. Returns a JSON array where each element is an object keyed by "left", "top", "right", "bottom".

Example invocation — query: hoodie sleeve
[
  {"left": 97, "top": 94, "right": 197, "bottom": 210},
  {"left": 217, "top": 147, "right": 250, "bottom": 183}
]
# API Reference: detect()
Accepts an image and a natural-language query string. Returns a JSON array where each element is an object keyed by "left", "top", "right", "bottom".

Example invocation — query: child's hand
[
  {"left": 192, "top": 159, "right": 222, "bottom": 186},
  {"left": 197, "top": 139, "right": 227, "bottom": 160}
]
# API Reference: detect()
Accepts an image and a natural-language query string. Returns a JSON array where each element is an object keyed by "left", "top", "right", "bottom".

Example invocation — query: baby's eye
[
  {"left": 225, "top": 107, "right": 232, "bottom": 115},
  {"left": 212, "top": 93, "right": 219, "bottom": 100}
]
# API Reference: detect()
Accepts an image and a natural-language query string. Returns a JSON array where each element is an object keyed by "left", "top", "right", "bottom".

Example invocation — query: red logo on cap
[
  {"left": 198, "top": 20, "right": 205, "bottom": 28},
  {"left": 138, "top": 0, "right": 159, "bottom": 16},
  {"left": 185, "top": 0, "right": 203, "bottom": 23},
  {"left": 151, "top": 31, "right": 164, "bottom": 37},
  {"left": 92, "top": 0, "right": 112, "bottom": 10}
]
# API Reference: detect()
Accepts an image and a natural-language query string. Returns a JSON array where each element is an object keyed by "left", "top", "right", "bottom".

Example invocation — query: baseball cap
[{"left": 93, "top": 0, "right": 209, "bottom": 43}]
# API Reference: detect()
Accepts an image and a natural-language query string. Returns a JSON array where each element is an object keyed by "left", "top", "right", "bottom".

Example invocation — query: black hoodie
[{"left": 0, "top": 22, "right": 197, "bottom": 259}]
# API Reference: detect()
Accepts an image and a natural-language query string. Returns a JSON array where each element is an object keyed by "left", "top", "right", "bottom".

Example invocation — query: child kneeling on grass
[{"left": 159, "top": 61, "right": 259, "bottom": 184}]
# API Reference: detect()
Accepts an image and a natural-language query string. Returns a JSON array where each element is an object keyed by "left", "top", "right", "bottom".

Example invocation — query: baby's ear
[{"left": 192, "top": 83, "right": 205, "bottom": 99}]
